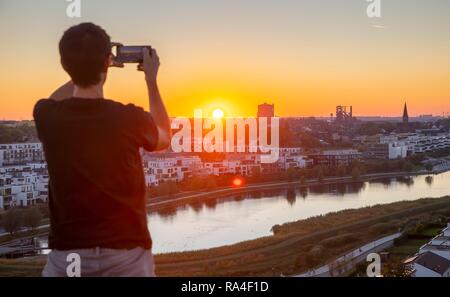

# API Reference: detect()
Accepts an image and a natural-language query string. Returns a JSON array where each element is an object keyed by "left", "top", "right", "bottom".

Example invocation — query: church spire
[{"left": 402, "top": 102, "right": 409, "bottom": 123}]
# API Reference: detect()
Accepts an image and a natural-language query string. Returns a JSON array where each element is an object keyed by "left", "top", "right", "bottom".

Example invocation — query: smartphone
[{"left": 112, "top": 44, "right": 152, "bottom": 64}]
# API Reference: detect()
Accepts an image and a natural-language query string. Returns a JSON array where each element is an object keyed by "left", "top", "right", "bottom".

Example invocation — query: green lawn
[
  {"left": 0, "top": 256, "right": 45, "bottom": 277},
  {"left": 418, "top": 227, "right": 442, "bottom": 237},
  {"left": 388, "top": 226, "right": 445, "bottom": 260},
  {"left": 389, "top": 239, "right": 429, "bottom": 257}
]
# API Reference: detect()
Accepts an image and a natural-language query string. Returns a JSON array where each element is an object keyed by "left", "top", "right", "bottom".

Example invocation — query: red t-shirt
[{"left": 33, "top": 97, "right": 158, "bottom": 250}]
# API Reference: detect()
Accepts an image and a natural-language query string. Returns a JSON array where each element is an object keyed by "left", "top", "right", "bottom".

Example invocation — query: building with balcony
[
  {"left": 0, "top": 143, "right": 44, "bottom": 166},
  {"left": 408, "top": 223, "right": 450, "bottom": 277},
  {"left": 142, "top": 153, "right": 203, "bottom": 186},
  {"left": 0, "top": 164, "right": 48, "bottom": 209},
  {"left": 309, "top": 149, "right": 362, "bottom": 167}
]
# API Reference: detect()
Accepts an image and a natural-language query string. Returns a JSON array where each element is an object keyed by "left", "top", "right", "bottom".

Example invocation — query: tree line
[{"left": 0, "top": 206, "right": 44, "bottom": 235}]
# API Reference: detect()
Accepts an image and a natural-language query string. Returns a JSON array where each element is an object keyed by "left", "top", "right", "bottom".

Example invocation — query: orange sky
[{"left": 1, "top": 0, "right": 450, "bottom": 120}]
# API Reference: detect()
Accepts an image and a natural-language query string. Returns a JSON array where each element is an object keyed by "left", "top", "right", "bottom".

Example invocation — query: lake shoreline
[{"left": 147, "top": 169, "right": 442, "bottom": 212}]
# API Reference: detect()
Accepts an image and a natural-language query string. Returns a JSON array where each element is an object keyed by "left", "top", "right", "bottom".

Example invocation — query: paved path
[
  {"left": 294, "top": 232, "right": 402, "bottom": 277},
  {"left": 0, "top": 224, "right": 49, "bottom": 239}
]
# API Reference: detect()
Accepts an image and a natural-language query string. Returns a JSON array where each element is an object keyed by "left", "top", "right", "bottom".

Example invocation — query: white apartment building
[
  {"left": 279, "top": 155, "right": 310, "bottom": 170},
  {"left": 368, "top": 132, "right": 450, "bottom": 159},
  {"left": 409, "top": 223, "right": 450, "bottom": 277},
  {"left": 279, "top": 148, "right": 303, "bottom": 155},
  {"left": 406, "top": 134, "right": 450, "bottom": 154},
  {"left": 278, "top": 148, "right": 310, "bottom": 170},
  {"left": 142, "top": 153, "right": 203, "bottom": 186},
  {"left": 0, "top": 164, "right": 48, "bottom": 209},
  {"left": 388, "top": 143, "right": 408, "bottom": 159},
  {"left": 412, "top": 252, "right": 450, "bottom": 277},
  {"left": 204, "top": 154, "right": 261, "bottom": 177},
  {"left": 416, "top": 224, "right": 450, "bottom": 260},
  {"left": 0, "top": 143, "right": 44, "bottom": 166}
]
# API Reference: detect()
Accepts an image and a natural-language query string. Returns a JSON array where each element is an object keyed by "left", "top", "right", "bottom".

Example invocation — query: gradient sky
[{"left": 1, "top": 0, "right": 450, "bottom": 120}]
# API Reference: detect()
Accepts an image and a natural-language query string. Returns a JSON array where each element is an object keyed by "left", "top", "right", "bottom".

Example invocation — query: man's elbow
[{"left": 155, "top": 128, "right": 171, "bottom": 151}]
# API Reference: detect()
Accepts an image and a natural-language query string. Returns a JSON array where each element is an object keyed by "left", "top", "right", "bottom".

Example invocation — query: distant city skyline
[{"left": 1, "top": 0, "right": 450, "bottom": 120}]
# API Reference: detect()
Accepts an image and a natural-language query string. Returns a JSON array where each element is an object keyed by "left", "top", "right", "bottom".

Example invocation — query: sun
[{"left": 212, "top": 108, "right": 225, "bottom": 119}]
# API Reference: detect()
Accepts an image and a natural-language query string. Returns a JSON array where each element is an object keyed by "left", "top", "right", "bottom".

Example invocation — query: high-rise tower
[{"left": 257, "top": 103, "right": 274, "bottom": 118}]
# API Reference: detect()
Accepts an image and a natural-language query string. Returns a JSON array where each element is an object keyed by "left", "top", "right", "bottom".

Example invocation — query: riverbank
[{"left": 147, "top": 170, "right": 438, "bottom": 212}]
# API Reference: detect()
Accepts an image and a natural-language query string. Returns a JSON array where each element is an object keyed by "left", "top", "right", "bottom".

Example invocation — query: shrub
[
  {"left": 3, "top": 208, "right": 24, "bottom": 235},
  {"left": 23, "top": 207, "right": 43, "bottom": 230},
  {"left": 320, "top": 234, "right": 357, "bottom": 248}
]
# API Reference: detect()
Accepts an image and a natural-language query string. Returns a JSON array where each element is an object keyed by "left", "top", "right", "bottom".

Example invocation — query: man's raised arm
[
  {"left": 49, "top": 81, "right": 74, "bottom": 101},
  {"left": 141, "top": 48, "right": 171, "bottom": 151}
]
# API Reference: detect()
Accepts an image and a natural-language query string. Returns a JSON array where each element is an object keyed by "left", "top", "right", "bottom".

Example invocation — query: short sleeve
[
  {"left": 33, "top": 99, "right": 48, "bottom": 121},
  {"left": 126, "top": 104, "right": 159, "bottom": 152},
  {"left": 33, "top": 99, "right": 52, "bottom": 141}
]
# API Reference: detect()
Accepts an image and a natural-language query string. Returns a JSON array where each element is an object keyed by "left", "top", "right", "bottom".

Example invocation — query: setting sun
[{"left": 212, "top": 108, "right": 225, "bottom": 119}]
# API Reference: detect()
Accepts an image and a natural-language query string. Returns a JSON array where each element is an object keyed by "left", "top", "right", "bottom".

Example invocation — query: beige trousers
[{"left": 42, "top": 247, "right": 155, "bottom": 277}]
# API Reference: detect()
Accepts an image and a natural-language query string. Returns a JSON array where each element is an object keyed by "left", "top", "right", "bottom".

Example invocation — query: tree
[
  {"left": 425, "top": 163, "right": 433, "bottom": 172},
  {"left": 382, "top": 259, "right": 410, "bottom": 277},
  {"left": 3, "top": 208, "right": 24, "bottom": 235},
  {"left": 251, "top": 166, "right": 261, "bottom": 180},
  {"left": 156, "top": 181, "right": 178, "bottom": 197},
  {"left": 336, "top": 165, "right": 347, "bottom": 177},
  {"left": 187, "top": 176, "right": 205, "bottom": 191},
  {"left": 299, "top": 175, "right": 306, "bottom": 185},
  {"left": 415, "top": 223, "right": 425, "bottom": 234},
  {"left": 205, "top": 176, "right": 217, "bottom": 190},
  {"left": 351, "top": 167, "right": 361, "bottom": 181},
  {"left": 312, "top": 166, "right": 325, "bottom": 183},
  {"left": 317, "top": 171, "right": 324, "bottom": 183},
  {"left": 24, "top": 207, "right": 43, "bottom": 230},
  {"left": 286, "top": 167, "right": 297, "bottom": 182},
  {"left": 403, "top": 161, "right": 415, "bottom": 172}
]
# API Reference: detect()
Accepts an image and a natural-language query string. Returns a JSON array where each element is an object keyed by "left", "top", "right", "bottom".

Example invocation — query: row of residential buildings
[
  {"left": 142, "top": 150, "right": 310, "bottom": 187},
  {"left": 356, "top": 129, "right": 450, "bottom": 160},
  {"left": 1, "top": 128, "right": 449, "bottom": 206}
]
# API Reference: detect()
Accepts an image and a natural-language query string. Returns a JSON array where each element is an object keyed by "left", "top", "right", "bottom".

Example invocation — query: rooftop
[
  {"left": 414, "top": 251, "right": 450, "bottom": 275},
  {"left": 318, "top": 149, "right": 360, "bottom": 156}
]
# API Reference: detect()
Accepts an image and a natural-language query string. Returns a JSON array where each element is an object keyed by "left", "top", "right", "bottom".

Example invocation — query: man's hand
[{"left": 138, "top": 48, "right": 160, "bottom": 84}]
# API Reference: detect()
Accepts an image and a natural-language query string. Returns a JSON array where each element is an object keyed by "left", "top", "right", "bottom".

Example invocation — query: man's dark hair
[{"left": 59, "top": 23, "right": 111, "bottom": 87}]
